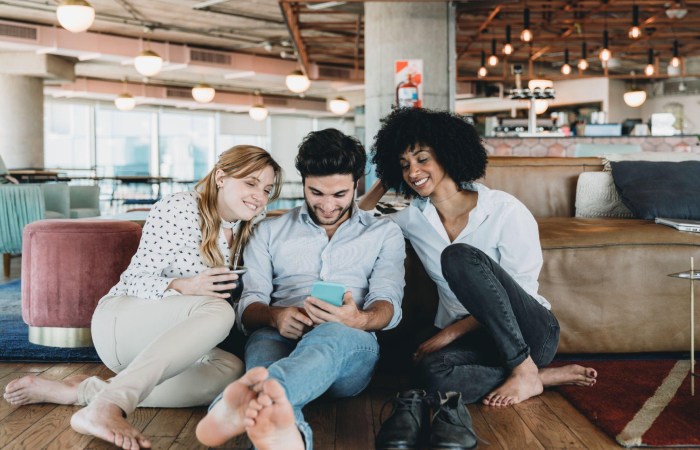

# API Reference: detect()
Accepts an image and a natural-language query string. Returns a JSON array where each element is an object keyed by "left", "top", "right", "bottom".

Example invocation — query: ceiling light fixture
[
  {"left": 629, "top": 4, "right": 642, "bottom": 39},
  {"left": 56, "top": 0, "right": 95, "bottom": 33},
  {"left": 528, "top": 79, "right": 553, "bottom": 90},
  {"left": 671, "top": 40, "right": 681, "bottom": 68},
  {"left": 249, "top": 91, "right": 268, "bottom": 121},
  {"left": 114, "top": 92, "right": 136, "bottom": 111},
  {"left": 561, "top": 48, "right": 571, "bottom": 75},
  {"left": 192, "top": 83, "right": 215, "bottom": 103},
  {"left": 134, "top": 49, "right": 163, "bottom": 77},
  {"left": 477, "top": 51, "right": 488, "bottom": 78},
  {"left": 623, "top": 72, "right": 647, "bottom": 107},
  {"left": 328, "top": 97, "right": 350, "bottom": 115},
  {"left": 533, "top": 99, "right": 549, "bottom": 115},
  {"left": 520, "top": 8, "right": 533, "bottom": 42},
  {"left": 599, "top": 30, "right": 611, "bottom": 62},
  {"left": 645, "top": 49, "right": 655, "bottom": 76},
  {"left": 285, "top": 70, "right": 310, "bottom": 93},
  {"left": 578, "top": 42, "right": 589, "bottom": 71},
  {"left": 488, "top": 38, "right": 499, "bottom": 66},
  {"left": 503, "top": 25, "right": 513, "bottom": 55}
]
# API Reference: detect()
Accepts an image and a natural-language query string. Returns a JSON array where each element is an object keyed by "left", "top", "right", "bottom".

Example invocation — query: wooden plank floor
[{"left": 0, "top": 361, "right": 663, "bottom": 450}]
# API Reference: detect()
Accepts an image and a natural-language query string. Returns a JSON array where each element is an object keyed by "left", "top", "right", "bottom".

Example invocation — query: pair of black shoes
[{"left": 375, "top": 389, "right": 477, "bottom": 449}]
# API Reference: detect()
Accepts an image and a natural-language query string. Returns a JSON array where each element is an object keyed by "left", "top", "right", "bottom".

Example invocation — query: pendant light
[
  {"left": 503, "top": 25, "right": 513, "bottom": 55},
  {"left": 561, "top": 48, "right": 571, "bottom": 75},
  {"left": 192, "top": 83, "right": 215, "bottom": 103},
  {"left": 328, "top": 97, "right": 350, "bottom": 115},
  {"left": 623, "top": 72, "right": 647, "bottom": 107},
  {"left": 488, "top": 39, "right": 499, "bottom": 66},
  {"left": 520, "top": 8, "right": 533, "bottom": 42},
  {"left": 644, "top": 49, "right": 655, "bottom": 76},
  {"left": 56, "top": 0, "right": 95, "bottom": 33},
  {"left": 285, "top": 70, "right": 310, "bottom": 94},
  {"left": 477, "top": 51, "right": 487, "bottom": 78},
  {"left": 578, "top": 42, "right": 589, "bottom": 71},
  {"left": 134, "top": 49, "right": 163, "bottom": 77},
  {"left": 629, "top": 4, "right": 642, "bottom": 39},
  {"left": 114, "top": 79, "right": 135, "bottom": 111},
  {"left": 249, "top": 91, "right": 269, "bottom": 121},
  {"left": 599, "top": 30, "right": 611, "bottom": 62},
  {"left": 671, "top": 40, "right": 681, "bottom": 68}
]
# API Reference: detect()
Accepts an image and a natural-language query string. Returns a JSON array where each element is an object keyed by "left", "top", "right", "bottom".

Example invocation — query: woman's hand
[
  {"left": 413, "top": 316, "right": 479, "bottom": 362},
  {"left": 168, "top": 266, "right": 239, "bottom": 299}
]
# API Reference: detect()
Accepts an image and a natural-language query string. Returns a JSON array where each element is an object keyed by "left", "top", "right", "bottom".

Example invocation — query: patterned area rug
[
  {"left": 557, "top": 359, "right": 699, "bottom": 447},
  {"left": 0, "top": 280, "right": 100, "bottom": 362}
]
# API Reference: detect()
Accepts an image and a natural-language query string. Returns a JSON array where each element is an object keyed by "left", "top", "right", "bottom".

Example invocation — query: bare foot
[
  {"left": 195, "top": 366, "right": 270, "bottom": 447},
  {"left": 483, "top": 356, "right": 543, "bottom": 407},
  {"left": 540, "top": 364, "right": 597, "bottom": 387},
  {"left": 244, "top": 378, "right": 304, "bottom": 450},
  {"left": 70, "top": 398, "right": 151, "bottom": 450},
  {"left": 3, "top": 374, "right": 89, "bottom": 406}
]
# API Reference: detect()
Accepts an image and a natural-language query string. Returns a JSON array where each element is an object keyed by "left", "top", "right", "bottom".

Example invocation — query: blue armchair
[{"left": 0, "top": 185, "right": 44, "bottom": 277}]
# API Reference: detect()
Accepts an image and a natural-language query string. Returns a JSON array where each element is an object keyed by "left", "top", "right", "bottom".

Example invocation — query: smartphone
[{"left": 311, "top": 281, "right": 346, "bottom": 307}]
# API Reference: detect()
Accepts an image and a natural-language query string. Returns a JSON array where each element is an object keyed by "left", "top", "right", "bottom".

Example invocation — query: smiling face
[
  {"left": 400, "top": 145, "right": 456, "bottom": 198},
  {"left": 215, "top": 165, "right": 276, "bottom": 222},
  {"left": 303, "top": 174, "right": 356, "bottom": 231}
]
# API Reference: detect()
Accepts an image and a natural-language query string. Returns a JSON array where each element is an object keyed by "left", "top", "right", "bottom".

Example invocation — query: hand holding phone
[{"left": 310, "top": 281, "right": 346, "bottom": 307}]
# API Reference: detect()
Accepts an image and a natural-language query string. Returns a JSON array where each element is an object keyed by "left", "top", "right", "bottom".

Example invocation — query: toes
[{"left": 257, "top": 393, "right": 273, "bottom": 407}]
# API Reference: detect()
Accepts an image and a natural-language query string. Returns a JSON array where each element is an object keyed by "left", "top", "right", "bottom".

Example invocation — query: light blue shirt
[
  {"left": 391, "top": 182, "right": 549, "bottom": 329},
  {"left": 238, "top": 203, "right": 406, "bottom": 333}
]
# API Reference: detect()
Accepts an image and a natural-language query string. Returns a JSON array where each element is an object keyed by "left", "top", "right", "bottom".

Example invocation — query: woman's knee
[
  {"left": 193, "top": 297, "right": 236, "bottom": 340},
  {"left": 441, "top": 243, "right": 484, "bottom": 281}
]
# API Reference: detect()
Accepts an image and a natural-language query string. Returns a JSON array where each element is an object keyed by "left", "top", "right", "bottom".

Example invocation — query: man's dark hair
[
  {"left": 295, "top": 128, "right": 366, "bottom": 182},
  {"left": 371, "top": 108, "right": 488, "bottom": 195}
]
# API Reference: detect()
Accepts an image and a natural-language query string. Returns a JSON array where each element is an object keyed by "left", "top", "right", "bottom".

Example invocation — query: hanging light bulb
[
  {"left": 192, "top": 83, "right": 215, "bottom": 103},
  {"left": 488, "top": 38, "right": 499, "bottom": 66},
  {"left": 599, "top": 30, "right": 611, "bottom": 62},
  {"left": 134, "top": 49, "right": 163, "bottom": 77},
  {"left": 629, "top": 4, "right": 642, "bottom": 39},
  {"left": 56, "top": 0, "right": 95, "bottom": 33},
  {"left": 477, "top": 51, "right": 488, "bottom": 78},
  {"left": 328, "top": 97, "right": 350, "bottom": 115},
  {"left": 285, "top": 70, "right": 310, "bottom": 93},
  {"left": 503, "top": 25, "right": 513, "bottom": 55},
  {"left": 249, "top": 91, "right": 268, "bottom": 121},
  {"left": 561, "top": 48, "right": 571, "bottom": 75},
  {"left": 114, "top": 93, "right": 135, "bottom": 111},
  {"left": 578, "top": 42, "right": 589, "bottom": 70},
  {"left": 623, "top": 89, "right": 647, "bottom": 107},
  {"left": 645, "top": 48, "right": 655, "bottom": 76},
  {"left": 671, "top": 40, "right": 681, "bottom": 68},
  {"left": 533, "top": 99, "right": 549, "bottom": 115},
  {"left": 520, "top": 8, "right": 533, "bottom": 42}
]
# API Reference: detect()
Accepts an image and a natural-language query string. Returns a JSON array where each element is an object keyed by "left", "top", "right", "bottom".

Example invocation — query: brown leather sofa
[{"left": 382, "top": 156, "right": 700, "bottom": 359}]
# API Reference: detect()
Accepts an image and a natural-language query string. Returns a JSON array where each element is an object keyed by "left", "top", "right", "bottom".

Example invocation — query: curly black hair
[
  {"left": 371, "top": 108, "right": 488, "bottom": 195},
  {"left": 296, "top": 128, "right": 366, "bottom": 181}
]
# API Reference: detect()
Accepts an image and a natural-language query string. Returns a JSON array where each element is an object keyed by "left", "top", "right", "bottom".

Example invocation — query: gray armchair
[
  {"left": 69, "top": 185, "right": 101, "bottom": 218},
  {"left": 41, "top": 183, "right": 70, "bottom": 219}
]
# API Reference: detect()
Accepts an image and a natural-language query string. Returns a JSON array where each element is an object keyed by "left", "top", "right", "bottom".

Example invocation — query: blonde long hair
[{"left": 195, "top": 145, "right": 283, "bottom": 267}]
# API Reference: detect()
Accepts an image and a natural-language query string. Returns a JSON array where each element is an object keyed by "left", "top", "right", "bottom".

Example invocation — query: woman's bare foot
[
  {"left": 483, "top": 356, "right": 543, "bottom": 407},
  {"left": 195, "top": 366, "right": 270, "bottom": 447},
  {"left": 3, "top": 374, "right": 89, "bottom": 406},
  {"left": 540, "top": 364, "right": 597, "bottom": 387},
  {"left": 244, "top": 378, "right": 304, "bottom": 450},
  {"left": 70, "top": 398, "right": 151, "bottom": 450}
]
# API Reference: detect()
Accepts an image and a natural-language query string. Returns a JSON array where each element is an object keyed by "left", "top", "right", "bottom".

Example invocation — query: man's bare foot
[
  {"left": 70, "top": 398, "right": 151, "bottom": 450},
  {"left": 3, "top": 374, "right": 89, "bottom": 406},
  {"left": 195, "top": 366, "right": 270, "bottom": 447},
  {"left": 244, "top": 378, "right": 304, "bottom": 450},
  {"left": 483, "top": 356, "right": 543, "bottom": 407},
  {"left": 540, "top": 364, "right": 597, "bottom": 387}
]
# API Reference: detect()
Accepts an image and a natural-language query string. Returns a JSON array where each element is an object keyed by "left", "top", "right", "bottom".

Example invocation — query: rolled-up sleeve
[
  {"left": 236, "top": 220, "right": 274, "bottom": 332},
  {"left": 363, "top": 221, "right": 406, "bottom": 330}
]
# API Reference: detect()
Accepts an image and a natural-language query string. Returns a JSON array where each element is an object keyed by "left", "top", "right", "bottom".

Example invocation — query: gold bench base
[{"left": 28, "top": 326, "right": 93, "bottom": 348}]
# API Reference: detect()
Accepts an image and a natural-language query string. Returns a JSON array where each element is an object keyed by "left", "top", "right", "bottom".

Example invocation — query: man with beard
[{"left": 196, "top": 128, "right": 405, "bottom": 450}]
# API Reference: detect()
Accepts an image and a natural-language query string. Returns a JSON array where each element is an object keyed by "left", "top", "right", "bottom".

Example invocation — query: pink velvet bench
[{"left": 22, "top": 219, "right": 142, "bottom": 347}]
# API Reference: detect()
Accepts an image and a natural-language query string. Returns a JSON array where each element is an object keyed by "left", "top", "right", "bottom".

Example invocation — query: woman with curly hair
[
  {"left": 4, "top": 145, "right": 283, "bottom": 450},
  {"left": 360, "top": 108, "right": 596, "bottom": 413}
]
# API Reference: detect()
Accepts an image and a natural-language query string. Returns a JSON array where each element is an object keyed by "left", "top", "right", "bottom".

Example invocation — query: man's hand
[
  {"left": 304, "top": 291, "right": 368, "bottom": 330},
  {"left": 413, "top": 316, "right": 479, "bottom": 362},
  {"left": 168, "top": 267, "right": 238, "bottom": 299},
  {"left": 270, "top": 306, "right": 314, "bottom": 340}
]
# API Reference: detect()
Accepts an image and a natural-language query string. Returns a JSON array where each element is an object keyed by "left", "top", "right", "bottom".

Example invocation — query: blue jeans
[
  {"left": 244, "top": 322, "right": 379, "bottom": 450},
  {"left": 415, "top": 243, "right": 560, "bottom": 404}
]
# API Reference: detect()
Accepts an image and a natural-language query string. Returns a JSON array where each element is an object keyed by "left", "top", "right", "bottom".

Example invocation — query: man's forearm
[
  {"left": 358, "top": 300, "right": 395, "bottom": 331},
  {"left": 241, "top": 302, "right": 274, "bottom": 331}
]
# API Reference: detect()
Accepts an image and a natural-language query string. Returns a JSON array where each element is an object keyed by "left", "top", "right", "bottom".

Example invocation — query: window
[
  {"left": 95, "top": 106, "right": 153, "bottom": 177},
  {"left": 159, "top": 111, "right": 214, "bottom": 181},
  {"left": 44, "top": 100, "right": 91, "bottom": 171}
]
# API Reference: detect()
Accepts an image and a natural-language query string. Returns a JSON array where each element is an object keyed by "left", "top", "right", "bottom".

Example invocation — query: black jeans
[{"left": 414, "top": 243, "right": 560, "bottom": 404}]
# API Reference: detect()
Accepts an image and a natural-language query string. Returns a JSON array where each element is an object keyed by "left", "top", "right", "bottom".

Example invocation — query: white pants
[{"left": 76, "top": 294, "right": 244, "bottom": 415}]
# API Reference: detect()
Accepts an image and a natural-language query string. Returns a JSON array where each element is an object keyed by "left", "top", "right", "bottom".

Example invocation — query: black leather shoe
[
  {"left": 430, "top": 392, "right": 477, "bottom": 449},
  {"left": 375, "top": 389, "right": 427, "bottom": 449}
]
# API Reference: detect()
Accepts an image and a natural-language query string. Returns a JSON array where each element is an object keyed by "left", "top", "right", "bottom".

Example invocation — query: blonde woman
[{"left": 4, "top": 146, "right": 283, "bottom": 450}]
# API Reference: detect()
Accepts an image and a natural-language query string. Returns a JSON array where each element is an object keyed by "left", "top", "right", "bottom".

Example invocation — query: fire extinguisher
[{"left": 396, "top": 73, "right": 419, "bottom": 108}]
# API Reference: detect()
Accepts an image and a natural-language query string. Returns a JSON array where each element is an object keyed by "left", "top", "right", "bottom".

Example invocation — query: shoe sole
[{"left": 430, "top": 445, "right": 477, "bottom": 450}]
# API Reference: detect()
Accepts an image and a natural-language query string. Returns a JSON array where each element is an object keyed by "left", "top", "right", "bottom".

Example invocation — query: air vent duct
[
  {"left": 0, "top": 22, "right": 38, "bottom": 41},
  {"left": 189, "top": 48, "right": 231, "bottom": 66},
  {"left": 261, "top": 96, "right": 288, "bottom": 106},
  {"left": 317, "top": 65, "right": 356, "bottom": 80},
  {"left": 166, "top": 87, "right": 192, "bottom": 99}
]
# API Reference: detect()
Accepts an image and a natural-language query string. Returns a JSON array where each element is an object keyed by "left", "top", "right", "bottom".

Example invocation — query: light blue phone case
[{"left": 311, "top": 281, "right": 345, "bottom": 307}]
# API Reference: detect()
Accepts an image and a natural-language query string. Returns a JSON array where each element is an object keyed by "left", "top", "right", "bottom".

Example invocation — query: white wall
[
  {"left": 270, "top": 116, "right": 313, "bottom": 182},
  {"left": 641, "top": 93, "right": 700, "bottom": 133}
]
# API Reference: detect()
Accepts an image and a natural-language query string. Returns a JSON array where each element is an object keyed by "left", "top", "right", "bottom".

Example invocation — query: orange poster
[{"left": 394, "top": 59, "right": 423, "bottom": 108}]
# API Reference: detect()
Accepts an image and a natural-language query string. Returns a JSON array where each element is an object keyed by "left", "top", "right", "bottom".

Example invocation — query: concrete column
[
  {"left": 364, "top": 2, "right": 456, "bottom": 186},
  {"left": 0, "top": 75, "right": 44, "bottom": 169}
]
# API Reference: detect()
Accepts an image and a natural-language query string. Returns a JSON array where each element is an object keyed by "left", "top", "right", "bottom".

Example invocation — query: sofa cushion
[
  {"left": 575, "top": 172, "right": 633, "bottom": 218},
  {"left": 603, "top": 151, "right": 700, "bottom": 171},
  {"left": 610, "top": 160, "right": 700, "bottom": 220}
]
